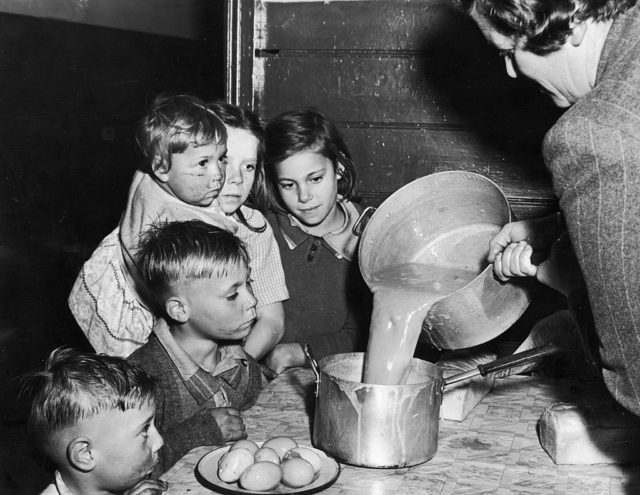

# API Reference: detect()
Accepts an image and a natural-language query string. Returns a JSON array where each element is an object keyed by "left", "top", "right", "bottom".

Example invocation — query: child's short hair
[
  {"left": 137, "top": 220, "right": 250, "bottom": 304},
  {"left": 22, "top": 348, "right": 156, "bottom": 445},
  {"left": 136, "top": 93, "right": 227, "bottom": 175},
  {"left": 264, "top": 107, "right": 358, "bottom": 212}
]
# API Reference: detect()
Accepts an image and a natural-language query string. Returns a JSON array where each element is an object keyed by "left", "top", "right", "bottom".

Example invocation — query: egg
[
  {"left": 283, "top": 446, "right": 323, "bottom": 474},
  {"left": 238, "top": 461, "right": 282, "bottom": 491},
  {"left": 281, "top": 457, "right": 315, "bottom": 488},
  {"left": 253, "top": 446, "right": 281, "bottom": 465},
  {"left": 262, "top": 436, "right": 298, "bottom": 460},
  {"left": 217, "top": 447, "right": 254, "bottom": 483},
  {"left": 229, "top": 438, "right": 259, "bottom": 454}
]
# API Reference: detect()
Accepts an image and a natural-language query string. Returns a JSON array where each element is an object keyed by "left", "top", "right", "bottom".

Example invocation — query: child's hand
[
  {"left": 259, "top": 363, "right": 278, "bottom": 381},
  {"left": 210, "top": 407, "right": 247, "bottom": 441},
  {"left": 123, "top": 479, "right": 168, "bottom": 495},
  {"left": 493, "top": 240, "right": 537, "bottom": 282},
  {"left": 263, "top": 343, "right": 306, "bottom": 375}
]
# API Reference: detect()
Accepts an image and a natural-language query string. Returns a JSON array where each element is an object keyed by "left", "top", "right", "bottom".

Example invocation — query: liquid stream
[{"left": 363, "top": 223, "right": 500, "bottom": 385}]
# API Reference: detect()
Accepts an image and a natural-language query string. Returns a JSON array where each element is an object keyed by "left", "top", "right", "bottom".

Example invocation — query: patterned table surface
[{"left": 160, "top": 368, "right": 640, "bottom": 494}]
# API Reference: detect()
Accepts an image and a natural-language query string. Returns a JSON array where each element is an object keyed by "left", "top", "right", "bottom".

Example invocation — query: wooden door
[
  {"left": 226, "top": 0, "right": 563, "bottom": 219},
  {"left": 226, "top": 0, "right": 568, "bottom": 350}
]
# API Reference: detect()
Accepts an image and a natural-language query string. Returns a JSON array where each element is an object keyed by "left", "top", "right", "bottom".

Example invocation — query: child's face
[
  {"left": 156, "top": 140, "right": 227, "bottom": 207},
  {"left": 90, "top": 399, "right": 163, "bottom": 492},
  {"left": 182, "top": 262, "right": 257, "bottom": 341},
  {"left": 275, "top": 150, "right": 340, "bottom": 229},
  {"left": 219, "top": 127, "right": 259, "bottom": 215}
]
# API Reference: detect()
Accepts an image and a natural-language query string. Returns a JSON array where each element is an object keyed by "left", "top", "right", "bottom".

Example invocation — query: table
[{"left": 161, "top": 368, "right": 640, "bottom": 494}]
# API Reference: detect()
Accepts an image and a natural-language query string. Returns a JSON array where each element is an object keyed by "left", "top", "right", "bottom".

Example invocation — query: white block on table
[
  {"left": 437, "top": 351, "right": 496, "bottom": 422},
  {"left": 539, "top": 401, "right": 640, "bottom": 465}
]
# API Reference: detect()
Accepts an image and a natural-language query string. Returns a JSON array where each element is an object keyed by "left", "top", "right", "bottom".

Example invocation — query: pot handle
[
  {"left": 443, "top": 343, "right": 562, "bottom": 387},
  {"left": 352, "top": 206, "right": 377, "bottom": 237},
  {"left": 304, "top": 344, "right": 321, "bottom": 397}
]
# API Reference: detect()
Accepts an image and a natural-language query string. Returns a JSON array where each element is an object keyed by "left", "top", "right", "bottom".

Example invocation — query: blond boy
[
  {"left": 128, "top": 220, "right": 262, "bottom": 472},
  {"left": 23, "top": 348, "right": 165, "bottom": 495}
]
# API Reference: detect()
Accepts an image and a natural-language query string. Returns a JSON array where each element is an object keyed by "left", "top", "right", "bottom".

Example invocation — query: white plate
[{"left": 195, "top": 442, "right": 341, "bottom": 494}]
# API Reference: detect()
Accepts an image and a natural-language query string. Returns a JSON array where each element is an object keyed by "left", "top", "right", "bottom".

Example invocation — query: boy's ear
[
  {"left": 166, "top": 296, "right": 189, "bottom": 323},
  {"left": 336, "top": 162, "right": 346, "bottom": 178},
  {"left": 152, "top": 156, "right": 170, "bottom": 183},
  {"left": 67, "top": 436, "right": 96, "bottom": 472}
]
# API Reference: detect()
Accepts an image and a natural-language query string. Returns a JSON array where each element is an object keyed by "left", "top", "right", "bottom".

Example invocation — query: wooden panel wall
[{"left": 241, "top": 0, "right": 564, "bottom": 219}]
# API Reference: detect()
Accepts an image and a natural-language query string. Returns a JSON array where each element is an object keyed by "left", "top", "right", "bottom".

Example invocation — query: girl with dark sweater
[{"left": 262, "top": 108, "right": 372, "bottom": 375}]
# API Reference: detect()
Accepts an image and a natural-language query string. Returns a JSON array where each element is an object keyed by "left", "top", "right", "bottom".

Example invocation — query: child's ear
[
  {"left": 166, "top": 296, "right": 189, "bottom": 323},
  {"left": 152, "top": 156, "right": 170, "bottom": 183},
  {"left": 336, "top": 163, "right": 345, "bottom": 178},
  {"left": 67, "top": 436, "right": 96, "bottom": 472}
]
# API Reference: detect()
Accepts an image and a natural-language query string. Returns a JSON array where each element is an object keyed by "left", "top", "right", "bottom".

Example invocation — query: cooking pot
[
  {"left": 309, "top": 344, "right": 560, "bottom": 468},
  {"left": 357, "top": 171, "right": 533, "bottom": 350}
]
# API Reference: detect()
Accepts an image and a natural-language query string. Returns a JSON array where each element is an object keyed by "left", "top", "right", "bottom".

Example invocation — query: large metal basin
[{"left": 358, "top": 171, "right": 532, "bottom": 350}]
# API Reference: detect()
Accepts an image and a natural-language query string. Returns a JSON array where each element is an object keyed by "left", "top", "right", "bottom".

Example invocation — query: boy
[
  {"left": 22, "top": 348, "right": 166, "bottom": 495},
  {"left": 128, "top": 220, "right": 263, "bottom": 472}
]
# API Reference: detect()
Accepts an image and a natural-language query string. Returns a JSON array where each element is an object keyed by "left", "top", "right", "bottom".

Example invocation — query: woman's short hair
[
  {"left": 455, "top": 0, "right": 636, "bottom": 54},
  {"left": 136, "top": 93, "right": 227, "bottom": 175}
]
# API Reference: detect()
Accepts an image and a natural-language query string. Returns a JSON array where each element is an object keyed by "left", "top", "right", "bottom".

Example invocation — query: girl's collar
[
  {"left": 288, "top": 197, "right": 349, "bottom": 237},
  {"left": 285, "top": 198, "right": 359, "bottom": 260}
]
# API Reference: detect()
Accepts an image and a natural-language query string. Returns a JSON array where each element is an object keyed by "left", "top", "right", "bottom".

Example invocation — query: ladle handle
[{"left": 444, "top": 343, "right": 562, "bottom": 387}]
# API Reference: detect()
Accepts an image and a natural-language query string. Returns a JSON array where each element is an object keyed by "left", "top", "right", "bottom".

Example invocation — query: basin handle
[
  {"left": 352, "top": 206, "right": 376, "bottom": 237},
  {"left": 304, "top": 344, "right": 321, "bottom": 396}
]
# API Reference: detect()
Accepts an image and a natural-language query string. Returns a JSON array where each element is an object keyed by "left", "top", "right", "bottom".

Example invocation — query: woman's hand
[
  {"left": 488, "top": 214, "right": 562, "bottom": 262},
  {"left": 491, "top": 231, "right": 585, "bottom": 299},
  {"left": 488, "top": 213, "right": 564, "bottom": 281},
  {"left": 493, "top": 241, "right": 538, "bottom": 281},
  {"left": 536, "top": 232, "right": 584, "bottom": 298}
]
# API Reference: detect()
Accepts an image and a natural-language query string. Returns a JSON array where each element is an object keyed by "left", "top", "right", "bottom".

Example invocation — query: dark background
[{"left": 0, "top": 8, "right": 225, "bottom": 493}]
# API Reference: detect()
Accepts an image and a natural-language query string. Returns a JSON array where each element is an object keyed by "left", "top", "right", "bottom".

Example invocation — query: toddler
[
  {"left": 262, "top": 108, "right": 372, "bottom": 374},
  {"left": 69, "top": 94, "right": 285, "bottom": 359},
  {"left": 22, "top": 347, "right": 165, "bottom": 495},
  {"left": 128, "top": 220, "right": 262, "bottom": 472}
]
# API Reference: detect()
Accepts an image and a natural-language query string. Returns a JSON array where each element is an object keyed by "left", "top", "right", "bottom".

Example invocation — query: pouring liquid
[{"left": 363, "top": 223, "right": 500, "bottom": 385}]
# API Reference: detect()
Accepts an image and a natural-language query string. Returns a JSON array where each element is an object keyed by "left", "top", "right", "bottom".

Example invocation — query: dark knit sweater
[
  {"left": 128, "top": 333, "right": 262, "bottom": 473},
  {"left": 266, "top": 205, "right": 372, "bottom": 360},
  {"left": 543, "top": 3, "right": 640, "bottom": 414}
]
